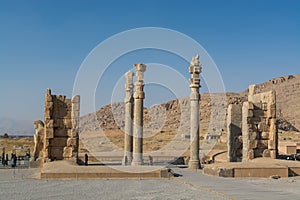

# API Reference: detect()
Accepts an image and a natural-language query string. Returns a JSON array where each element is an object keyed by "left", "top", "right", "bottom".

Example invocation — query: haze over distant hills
[{"left": 0, "top": 117, "right": 34, "bottom": 136}]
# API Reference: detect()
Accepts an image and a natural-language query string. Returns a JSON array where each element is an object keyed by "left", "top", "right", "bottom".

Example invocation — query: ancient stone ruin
[
  {"left": 131, "top": 63, "right": 146, "bottom": 166},
  {"left": 122, "top": 71, "right": 134, "bottom": 165},
  {"left": 227, "top": 84, "right": 278, "bottom": 162},
  {"left": 32, "top": 120, "right": 45, "bottom": 162},
  {"left": 43, "top": 88, "right": 80, "bottom": 163},
  {"left": 121, "top": 56, "right": 202, "bottom": 168},
  {"left": 188, "top": 55, "right": 202, "bottom": 169}
]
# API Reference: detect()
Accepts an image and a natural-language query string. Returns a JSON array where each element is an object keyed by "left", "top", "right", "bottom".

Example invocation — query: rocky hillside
[
  {"left": 255, "top": 74, "right": 300, "bottom": 131},
  {"left": 80, "top": 74, "right": 300, "bottom": 135}
]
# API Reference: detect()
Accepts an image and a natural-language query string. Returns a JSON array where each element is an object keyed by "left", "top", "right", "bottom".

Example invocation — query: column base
[
  {"left": 188, "top": 160, "right": 201, "bottom": 169},
  {"left": 122, "top": 155, "right": 132, "bottom": 166},
  {"left": 131, "top": 159, "right": 144, "bottom": 166}
]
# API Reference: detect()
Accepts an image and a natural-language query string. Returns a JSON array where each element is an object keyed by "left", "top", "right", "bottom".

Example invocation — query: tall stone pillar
[
  {"left": 131, "top": 63, "right": 146, "bottom": 166},
  {"left": 122, "top": 71, "right": 134, "bottom": 165},
  {"left": 188, "top": 55, "right": 202, "bottom": 169}
]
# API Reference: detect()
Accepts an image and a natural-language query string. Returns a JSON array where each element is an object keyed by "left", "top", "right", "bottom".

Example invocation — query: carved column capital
[{"left": 125, "top": 71, "right": 134, "bottom": 103}]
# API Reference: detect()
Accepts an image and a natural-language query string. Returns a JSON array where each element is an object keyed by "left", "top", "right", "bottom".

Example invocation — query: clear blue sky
[{"left": 0, "top": 0, "right": 299, "bottom": 122}]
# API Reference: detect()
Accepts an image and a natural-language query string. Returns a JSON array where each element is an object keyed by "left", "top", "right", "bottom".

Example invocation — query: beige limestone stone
[
  {"left": 257, "top": 140, "right": 268, "bottom": 149},
  {"left": 227, "top": 104, "right": 243, "bottom": 162},
  {"left": 32, "top": 120, "right": 44, "bottom": 162},
  {"left": 248, "top": 149, "right": 254, "bottom": 160},
  {"left": 263, "top": 149, "right": 271, "bottom": 157},
  {"left": 123, "top": 70, "right": 134, "bottom": 165},
  {"left": 270, "top": 150, "right": 277, "bottom": 159},
  {"left": 261, "top": 132, "right": 269, "bottom": 139},
  {"left": 248, "top": 140, "right": 258, "bottom": 149},
  {"left": 67, "top": 138, "right": 77, "bottom": 147},
  {"left": 49, "top": 138, "right": 67, "bottom": 147},
  {"left": 131, "top": 64, "right": 146, "bottom": 166},
  {"left": 240, "top": 85, "right": 278, "bottom": 162},
  {"left": 188, "top": 55, "right": 202, "bottom": 169},
  {"left": 268, "top": 140, "right": 276, "bottom": 150},
  {"left": 248, "top": 131, "right": 258, "bottom": 140},
  {"left": 45, "top": 129, "right": 54, "bottom": 138},
  {"left": 41, "top": 88, "right": 80, "bottom": 164}
]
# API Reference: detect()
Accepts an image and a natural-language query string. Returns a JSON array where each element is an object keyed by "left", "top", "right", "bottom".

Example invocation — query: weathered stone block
[
  {"left": 55, "top": 129, "right": 68, "bottom": 137},
  {"left": 270, "top": 150, "right": 277, "bottom": 159},
  {"left": 261, "top": 132, "right": 269, "bottom": 139},
  {"left": 44, "top": 140, "right": 50, "bottom": 148},
  {"left": 247, "top": 110, "right": 253, "bottom": 117},
  {"left": 257, "top": 140, "right": 268, "bottom": 149},
  {"left": 65, "top": 99, "right": 71, "bottom": 105},
  {"left": 56, "top": 95, "right": 66, "bottom": 102},
  {"left": 248, "top": 140, "right": 257, "bottom": 149},
  {"left": 45, "top": 101, "right": 53, "bottom": 109},
  {"left": 248, "top": 131, "right": 257, "bottom": 140},
  {"left": 50, "top": 147, "right": 64, "bottom": 160},
  {"left": 253, "top": 148, "right": 264, "bottom": 157},
  {"left": 243, "top": 102, "right": 254, "bottom": 110},
  {"left": 72, "top": 103, "right": 80, "bottom": 111},
  {"left": 268, "top": 131, "right": 277, "bottom": 141},
  {"left": 248, "top": 149, "right": 254, "bottom": 160},
  {"left": 269, "top": 119, "right": 277, "bottom": 133},
  {"left": 268, "top": 90, "right": 276, "bottom": 104},
  {"left": 253, "top": 102, "right": 262, "bottom": 110},
  {"left": 46, "top": 119, "right": 54, "bottom": 128},
  {"left": 266, "top": 104, "right": 276, "bottom": 118},
  {"left": 247, "top": 117, "right": 261, "bottom": 124},
  {"left": 64, "top": 118, "right": 73, "bottom": 129},
  {"left": 67, "top": 138, "right": 77, "bottom": 147},
  {"left": 49, "top": 138, "right": 67, "bottom": 147},
  {"left": 54, "top": 119, "right": 64, "bottom": 128},
  {"left": 71, "top": 95, "right": 80, "bottom": 103},
  {"left": 72, "top": 118, "right": 79, "bottom": 127},
  {"left": 67, "top": 129, "right": 78, "bottom": 137},
  {"left": 248, "top": 84, "right": 256, "bottom": 95},
  {"left": 53, "top": 108, "right": 69, "bottom": 118},
  {"left": 44, "top": 110, "right": 51, "bottom": 118},
  {"left": 71, "top": 111, "right": 80, "bottom": 119},
  {"left": 263, "top": 149, "right": 271, "bottom": 157},
  {"left": 253, "top": 109, "right": 265, "bottom": 118},
  {"left": 261, "top": 102, "right": 268, "bottom": 111},
  {"left": 45, "top": 94, "right": 52, "bottom": 102},
  {"left": 46, "top": 129, "right": 54, "bottom": 138},
  {"left": 63, "top": 147, "right": 74, "bottom": 158},
  {"left": 258, "top": 122, "right": 269, "bottom": 132},
  {"left": 268, "top": 140, "right": 276, "bottom": 149}
]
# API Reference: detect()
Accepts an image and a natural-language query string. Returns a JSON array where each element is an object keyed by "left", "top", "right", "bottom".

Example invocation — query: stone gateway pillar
[
  {"left": 122, "top": 71, "right": 134, "bottom": 165},
  {"left": 131, "top": 64, "right": 146, "bottom": 166},
  {"left": 188, "top": 55, "right": 202, "bottom": 169},
  {"left": 43, "top": 88, "right": 80, "bottom": 163}
]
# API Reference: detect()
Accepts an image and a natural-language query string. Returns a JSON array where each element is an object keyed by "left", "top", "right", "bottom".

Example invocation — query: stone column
[
  {"left": 131, "top": 64, "right": 146, "bottom": 166},
  {"left": 122, "top": 71, "right": 134, "bottom": 165},
  {"left": 188, "top": 55, "right": 201, "bottom": 169}
]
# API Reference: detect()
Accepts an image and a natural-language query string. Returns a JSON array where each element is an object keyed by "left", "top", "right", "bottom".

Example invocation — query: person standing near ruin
[
  {"left": 1, "top": 149, "right": 5, "bottom": 166},
  {"left": 84, "top": 153, "right": 88, "bottom": 166},
  {"left": 5, "top": 154, "right": 8, "bottom": 166}
]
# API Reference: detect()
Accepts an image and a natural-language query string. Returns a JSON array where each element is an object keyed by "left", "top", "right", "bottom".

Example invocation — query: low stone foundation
[
  {"left": 203, "top": 158, "right": 300, "bottom": 178},
  {"left": 40, "top": 161, "right": 170, "bottom": 179}
]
